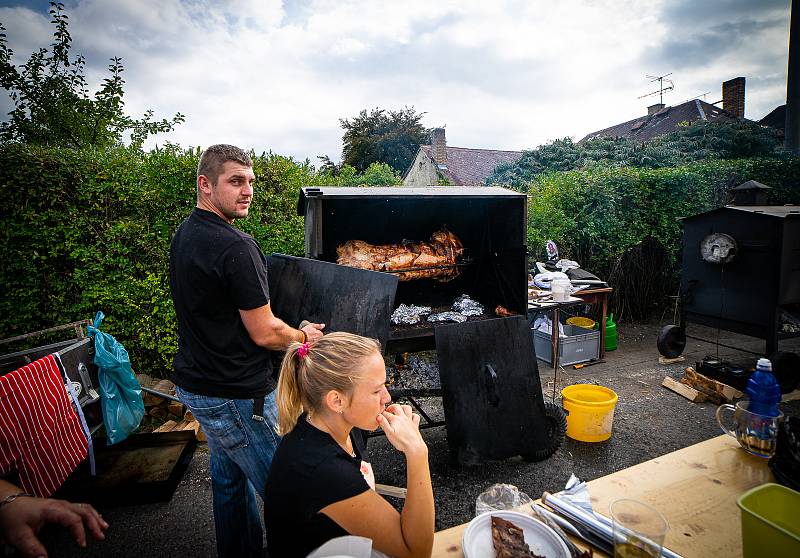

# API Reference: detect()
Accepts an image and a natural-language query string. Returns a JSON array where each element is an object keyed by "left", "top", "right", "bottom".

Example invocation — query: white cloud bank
[{"left": 0, "top": 0, "right": 791, "bottom": 163}]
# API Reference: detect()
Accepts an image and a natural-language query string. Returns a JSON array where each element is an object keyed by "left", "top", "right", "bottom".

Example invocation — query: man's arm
[{"left": 239, "top": 303, "right": 324, "bottom": 350}]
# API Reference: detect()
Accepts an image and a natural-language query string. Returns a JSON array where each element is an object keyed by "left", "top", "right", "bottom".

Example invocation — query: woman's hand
[
  {"left": 0, "top": 496, "right": 108, "bottom": 558},
  {"left": 376, "top": 404, "right": 427, "bottom": 457}
]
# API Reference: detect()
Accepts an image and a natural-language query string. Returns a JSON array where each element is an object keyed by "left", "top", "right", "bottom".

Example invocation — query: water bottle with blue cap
[{"left": 745, "top": 358, "right": 781, "bottom": 417}]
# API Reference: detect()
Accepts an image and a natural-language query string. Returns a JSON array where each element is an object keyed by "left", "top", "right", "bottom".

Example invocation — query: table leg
[
  {"left": 552, "top": 307, "right": 560, "bottom": 369},
  {"left": 599, "top": 293, "right": 608, "bottom": 359}
]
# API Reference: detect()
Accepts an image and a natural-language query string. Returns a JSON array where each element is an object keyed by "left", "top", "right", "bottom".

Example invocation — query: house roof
[
  {"left": 416, "top": 145, "right": 524, "bottom": 186},
  {"left": 579, "top": 99, "right": 737, "bottom": 143},
  {"left": 759, "top": 104, "right": 785, "bottom": 133}
]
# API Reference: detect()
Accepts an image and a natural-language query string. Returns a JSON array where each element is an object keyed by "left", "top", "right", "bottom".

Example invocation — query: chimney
[
  {"left": 431, "top": 128, "right": 447, "bottom": 167},
  {"left": 722, "top": 77, "right": 746, "bottom": 118},
  {"left": 648, "top": 103, "right": 665, "bottom": 116},
  {"left": 731, "top": 180, "right": 771, "bottom": 206}
]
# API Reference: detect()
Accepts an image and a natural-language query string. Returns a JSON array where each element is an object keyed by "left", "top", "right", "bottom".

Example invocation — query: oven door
[
  {"left": 266, "top": 254, "right": 398, "bottom": 352},
  {"left": 435, "top": 316, "right": 557, "bottom": 464}
]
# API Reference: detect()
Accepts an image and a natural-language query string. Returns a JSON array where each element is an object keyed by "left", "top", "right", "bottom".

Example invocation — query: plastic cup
[{"left": 610, "top": 499, "right": 668, "bottom": 558}]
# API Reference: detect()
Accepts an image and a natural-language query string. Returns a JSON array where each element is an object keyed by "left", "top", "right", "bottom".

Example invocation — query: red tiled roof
[
  {"left": 579, "top": 99, "right": 738, "bottom": 143},
  {"left": 419, "top": 145, "right": 523, "bottom": 186}
]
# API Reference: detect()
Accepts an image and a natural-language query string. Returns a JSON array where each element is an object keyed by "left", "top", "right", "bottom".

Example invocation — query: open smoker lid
[
  {"left": 267, "top": 254, "right": 398, "bottom": 352},
  {"left": 435, "top": 316, "right": 553, "bottom": 465}
]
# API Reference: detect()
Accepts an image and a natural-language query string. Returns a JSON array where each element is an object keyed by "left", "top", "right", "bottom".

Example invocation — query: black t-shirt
[
  {"left": 169, "top": 208, "right": 275, "bottom": 398},
  {"left": 264, "top": 414, "right": 370, "bottom": 558}
]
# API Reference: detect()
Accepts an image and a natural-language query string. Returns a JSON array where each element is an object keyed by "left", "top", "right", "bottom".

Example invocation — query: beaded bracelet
[{"left": 0, "top": 492, "right": 34, "bottom": 509}]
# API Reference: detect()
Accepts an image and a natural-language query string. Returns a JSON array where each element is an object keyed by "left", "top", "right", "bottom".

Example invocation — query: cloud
[{"left": 0, "top": 0, "right": 791, "bottom": 163}]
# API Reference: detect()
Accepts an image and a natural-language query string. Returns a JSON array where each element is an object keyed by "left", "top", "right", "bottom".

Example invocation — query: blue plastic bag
[{"left": 87, "top": 311, "right": 144, "bottom": 445}]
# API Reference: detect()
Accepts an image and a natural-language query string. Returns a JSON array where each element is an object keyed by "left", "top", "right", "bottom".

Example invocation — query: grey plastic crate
[{"left": 532, "top": 323, "right": 600, "bottom": 366}]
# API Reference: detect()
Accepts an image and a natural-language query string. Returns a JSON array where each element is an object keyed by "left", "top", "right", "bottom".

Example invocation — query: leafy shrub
[{"left": 0, "top": 144, "right": 397, "bottom": 375}]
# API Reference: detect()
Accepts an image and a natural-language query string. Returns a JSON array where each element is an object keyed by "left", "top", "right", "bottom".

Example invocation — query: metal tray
[{"left": 53, "top": 430, "right": 197, "bottom": 507}]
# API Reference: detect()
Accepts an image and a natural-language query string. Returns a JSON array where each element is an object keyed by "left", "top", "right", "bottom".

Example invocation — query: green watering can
[{"left": 595, "top": 313, "right": 618, "bottom": 351}]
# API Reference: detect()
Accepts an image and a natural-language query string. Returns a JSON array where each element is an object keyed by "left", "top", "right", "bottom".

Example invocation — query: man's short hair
[{"left": 197, "top": 144, "right": 253, "bottom": 184}]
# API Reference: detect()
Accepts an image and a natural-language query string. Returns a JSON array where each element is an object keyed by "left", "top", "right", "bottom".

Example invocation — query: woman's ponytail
[{"left": 276, "top": 342, "right": 304, "bottom": 435}]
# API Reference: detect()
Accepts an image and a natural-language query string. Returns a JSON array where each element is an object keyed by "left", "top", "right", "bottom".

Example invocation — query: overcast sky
[{"left": 0, "top": 0, "right": 792, "bottom": 164}]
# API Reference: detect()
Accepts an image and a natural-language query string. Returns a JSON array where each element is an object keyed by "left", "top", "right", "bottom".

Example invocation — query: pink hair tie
[{"left": 297, "top": 342, "right": 310, "bottom": 359}]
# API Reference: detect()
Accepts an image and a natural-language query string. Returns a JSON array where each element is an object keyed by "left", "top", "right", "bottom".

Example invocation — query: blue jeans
[{"left": 176, "top": 386, "right": 281, "bottom": 558}]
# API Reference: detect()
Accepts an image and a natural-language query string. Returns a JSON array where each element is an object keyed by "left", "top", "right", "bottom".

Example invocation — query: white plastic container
[{"left": 551, "top": 278, "right": 571, "bottom": 302}]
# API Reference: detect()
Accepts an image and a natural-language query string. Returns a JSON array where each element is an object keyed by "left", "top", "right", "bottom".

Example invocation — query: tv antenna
[{"left": 637, "top": 73, "right": 674, "bottom": 105}]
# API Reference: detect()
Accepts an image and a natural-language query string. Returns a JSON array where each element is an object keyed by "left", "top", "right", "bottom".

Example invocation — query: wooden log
[
  {"left": 153, "top": 419, "right": 178, "bottom": 433},
  {"left": 662, "top": 376, "right": 707, "bottom": 403},
  {"left": 135, "top": 373, "right": 155, "bottom": 388},
  {"left": 181, "top": 421, "right": 199, "bottom": 432},
  {"left": 143, "top": 379, "right": 176, "bottom": 407},
  {"left": 153, "top": 379, "right": 175, "bottom": 394},
  {"left": 168, "top": 401, "right": 184, "bottom": 417},
  {"left": 142, "top": 390, "right": 162, "bottom": 407},
  {"left": 659, "top": 356, "right": 686, "bottom": 365},
  {"left": 183, "top": 409, "right": 194, "bottom": 422},
  {"left": 195, "top": 422, "right": 206, "bottom": 443},
  {"left": 148, "top": 406, "right": 167, "bottom": 420},
  {"left": 681, "top": 367, "right": 742, "bottom": 404}
]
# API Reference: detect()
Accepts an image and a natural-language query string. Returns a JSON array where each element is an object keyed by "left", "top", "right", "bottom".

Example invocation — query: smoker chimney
[
  {"left": 731, "top": 180, "right": 771, "bottom": 206},
  {"left": 431, "top": 128, "right": 447, "bottom": 167},
  {"left": 722, "top": 77, "right": 746, "bottom": 118},
  {"left": 648, "top": 103, "right": 665, "bottom": 116}
]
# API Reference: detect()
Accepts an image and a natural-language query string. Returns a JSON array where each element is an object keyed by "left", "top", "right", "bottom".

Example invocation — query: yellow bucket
[
  {"left": 561, "top": 384, "right": 619, "bottom": 442},
  {"left": 566, "top": 316, "right": 596, "bottom": 329}
]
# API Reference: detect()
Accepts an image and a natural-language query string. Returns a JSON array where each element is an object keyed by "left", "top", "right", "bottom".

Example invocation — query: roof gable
[
  {"left": 418, "top": 145, "right": 523, "bottom": 186},
  {"left": 580, "top": 99, "right": 738, "bottom": 143},
  {"left": 759, "top": 104, "right": 785, "bottom": 132}
]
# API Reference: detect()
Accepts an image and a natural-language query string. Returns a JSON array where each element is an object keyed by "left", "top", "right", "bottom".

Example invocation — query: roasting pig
[{"left": 337, "top": 229, "right": 464, "bottom": 281}]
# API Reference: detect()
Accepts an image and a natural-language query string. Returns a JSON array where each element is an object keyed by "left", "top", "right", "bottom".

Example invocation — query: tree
[
  {"left": 339, "top": 106, "right": 428, "bottom": 173},
  {"left": 0, "top": 2, "right": 183, "bottom": 149}
]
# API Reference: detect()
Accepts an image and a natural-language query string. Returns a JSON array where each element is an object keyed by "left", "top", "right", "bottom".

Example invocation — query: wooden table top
[{"left": 431, "top": 435, "right": 774, "bottom": 557}]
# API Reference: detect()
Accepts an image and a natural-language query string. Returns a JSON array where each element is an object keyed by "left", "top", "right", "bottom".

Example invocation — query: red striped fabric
[{"left": 0, "top": 354, "right": 88, "bottom": 496}]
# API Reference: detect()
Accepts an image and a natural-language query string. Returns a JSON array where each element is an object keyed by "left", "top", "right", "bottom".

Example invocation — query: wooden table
[
  {"left": 431, "top": 435, "right": 774, "bottom": 557},
  {"left": 528, "top": 287, "right": 613, "bottom": 369}
]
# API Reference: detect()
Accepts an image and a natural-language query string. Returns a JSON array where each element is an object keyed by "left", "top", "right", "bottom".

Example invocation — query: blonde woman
[{"left": 263, "top": 332, "right": 434, "bottom": 558}]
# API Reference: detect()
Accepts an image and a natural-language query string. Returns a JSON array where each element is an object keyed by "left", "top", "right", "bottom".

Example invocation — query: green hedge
[
  {"left": 0, "top": 144, "right": 397, "bottom": 375},
  {"left": 526, "top": 157, "right": 800, "bottom": 280}
]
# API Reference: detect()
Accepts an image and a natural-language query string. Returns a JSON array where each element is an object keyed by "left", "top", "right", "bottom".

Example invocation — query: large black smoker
[
  {"left": 267, "top": 187, "right": 565, "bottom": 464},
  {"left": 659, "top": 204, "right": 800, "bottom": 392}
]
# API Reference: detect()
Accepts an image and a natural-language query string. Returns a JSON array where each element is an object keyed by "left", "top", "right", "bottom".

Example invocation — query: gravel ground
[{"left": 43, "top": 320, "right": 800, "bottom": 557}]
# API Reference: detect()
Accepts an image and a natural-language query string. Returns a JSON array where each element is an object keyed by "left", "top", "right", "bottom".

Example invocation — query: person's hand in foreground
[
  {"left": 377, "top": 403, "right": 427, "bottom": 457},
  {"left": 0, "top": 484, "right": 108, "bottom": 558}
]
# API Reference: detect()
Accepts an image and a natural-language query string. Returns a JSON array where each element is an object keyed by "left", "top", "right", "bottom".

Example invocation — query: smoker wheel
[
  {"left": 523, "top": 401, "right": 567, "bottom": 462},
  {"left": 657, "top": 324, "right": 686, "bottom": 358},
  {"left": 769, "top": 351, "right": 800, "bottom": 394}
]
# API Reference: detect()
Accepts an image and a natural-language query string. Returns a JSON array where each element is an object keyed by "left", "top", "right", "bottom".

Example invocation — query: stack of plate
[{"left": 461, "top": 510, "right": 570, "bottom": 558}]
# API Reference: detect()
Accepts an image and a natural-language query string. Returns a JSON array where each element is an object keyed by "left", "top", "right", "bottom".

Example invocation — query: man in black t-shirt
[{"left": 169, "top": 144, "right": 324, "bottom": 558}]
